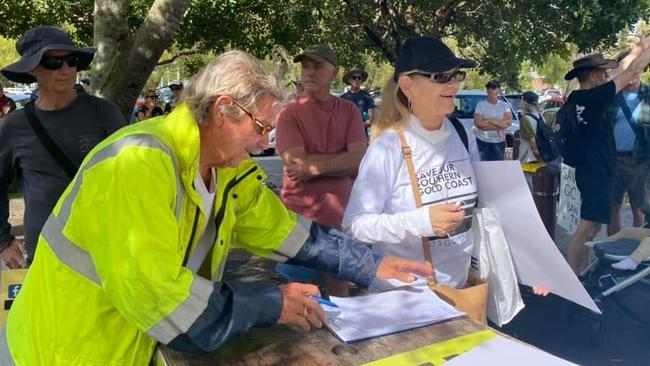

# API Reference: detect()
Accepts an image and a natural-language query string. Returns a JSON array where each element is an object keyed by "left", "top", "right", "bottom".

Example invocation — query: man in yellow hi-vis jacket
[{"left": 0, "top": 51, "right": 432, "bottom": 365}]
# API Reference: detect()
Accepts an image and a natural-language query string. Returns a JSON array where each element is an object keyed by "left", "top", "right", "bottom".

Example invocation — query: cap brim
[
  {"left": 564, "top": 60, "right": 619, "bottom": 80},
  {"left": 293, "top": 53, "right": 334, "bottom": 66},
  {"left": 418, "top": 56, "right": 477, "bottom": 73},
  {"left": 343, "top": 69, "right": 368, "bottom": 84},
  {"left": 1, "top": 44, "right": 95, "bottom": 84}
]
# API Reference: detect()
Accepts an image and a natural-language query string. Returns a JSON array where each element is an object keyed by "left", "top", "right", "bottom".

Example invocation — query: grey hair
[
  {"left": 521, "top": 99, "right": 539, "bottom": 115},
  {"left": 181, "top": 50, "right": 285, "bottom": 125}
]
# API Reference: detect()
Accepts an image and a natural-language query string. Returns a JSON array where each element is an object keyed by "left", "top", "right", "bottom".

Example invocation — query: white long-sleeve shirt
[{"left": 342, "top": 115, "right": 480, "bottom": 290}]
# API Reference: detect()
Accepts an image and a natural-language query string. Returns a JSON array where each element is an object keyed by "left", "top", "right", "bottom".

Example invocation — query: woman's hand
[
  {"left": 428, "top": 203, "right": 465, "bottom": 237},
  {"left": 375, "top": 257, "right": 434, "bottom": 282}
]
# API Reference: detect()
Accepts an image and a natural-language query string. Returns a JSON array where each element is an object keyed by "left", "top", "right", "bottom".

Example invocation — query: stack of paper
[
  {"left": 324, "top": 286, "right": 464, "bottom": 343},
  {"left": 445, "top": 335, "right": 579, "bottom": 366}
]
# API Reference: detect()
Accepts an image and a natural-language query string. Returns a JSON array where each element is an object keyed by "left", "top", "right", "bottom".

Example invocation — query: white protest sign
[
  {"left": 474, "top": 161, "right": 600, "bottom": 313},
  {"left": 557, "top": 163, "right": 581, "bottom": 233}
]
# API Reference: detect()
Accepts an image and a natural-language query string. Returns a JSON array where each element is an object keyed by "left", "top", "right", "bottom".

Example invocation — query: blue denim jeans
[{"left": 477, "top": 139, "right": 505, "bottom": 161}]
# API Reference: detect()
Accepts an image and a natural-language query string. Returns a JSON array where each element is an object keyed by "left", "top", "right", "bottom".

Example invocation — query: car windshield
[
  {"left": 453, "top": 95, "right": 487, "bottom": 119},
  {"left": 506, "top": 97, "right": 522, "bottom": 113}
]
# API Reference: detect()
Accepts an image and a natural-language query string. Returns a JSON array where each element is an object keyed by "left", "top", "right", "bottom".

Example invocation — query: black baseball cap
[
  {"left": 394, "top": 37, "right": 476, "bottom": 81},
  {"left": 485, "top": 79, "right": 501, "bottom": 89},
  {"left": 522, "top": 91, "right": 539, "bottom": 105},
  {"left": 1, "top": 26, "right": 95, "bottom": 84}
]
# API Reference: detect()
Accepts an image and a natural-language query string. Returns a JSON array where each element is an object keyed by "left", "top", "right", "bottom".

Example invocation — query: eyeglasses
[
  {"left": 40, "top": 54, "right": 81, "bottom": 70},
  {"left": 170, "top": 86, "right": 182, "bottom": 91},
  {"left": 231, "top": 100, "right": 274, "bottom": 135},
  {"left": 351, "top": 75, "right": 363, "bottom": 81},
  {"left": 411, "top": 70, "right": 466, "bottom": 83}
]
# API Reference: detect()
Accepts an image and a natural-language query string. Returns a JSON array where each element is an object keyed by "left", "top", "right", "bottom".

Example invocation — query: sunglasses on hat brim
[{"left": 40, "top": 54, "right": 81, "bottom": 70}]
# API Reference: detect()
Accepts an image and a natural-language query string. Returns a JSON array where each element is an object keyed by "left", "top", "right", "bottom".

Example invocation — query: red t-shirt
[{"left": 276, "top": 96, "right": 367, "bottom": 229}]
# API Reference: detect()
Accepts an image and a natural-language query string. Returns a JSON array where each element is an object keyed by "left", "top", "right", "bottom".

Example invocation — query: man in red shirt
[
  {"left": 0, "top": 84, "right": 16, "bottom": 119},
  {"left": 276, "top": 44, "right": 368, "bottom": 295}
]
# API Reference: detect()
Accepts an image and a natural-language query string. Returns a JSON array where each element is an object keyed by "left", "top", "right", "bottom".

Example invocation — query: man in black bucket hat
[
  {"left": 563, "top": 40, "right": 650, "bottom": 274},
  {"left": 0, "top": 26, "right": 126, "bottom": 268}
]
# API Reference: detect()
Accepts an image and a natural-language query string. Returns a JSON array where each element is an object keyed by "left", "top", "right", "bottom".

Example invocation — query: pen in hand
[{"left": 309, "top": 295, "right": 339, "bottom": 308}]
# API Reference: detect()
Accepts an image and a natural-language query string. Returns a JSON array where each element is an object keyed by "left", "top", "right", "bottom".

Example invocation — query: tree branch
[
  {"left": 157, "top": 50, "right": 200, "bottom": 66},
  {"left": 434, "top": 0, "right": 466, "bottom": 37},
  {"left": 343, "top": 0, "right": 396, "bottom": 64}
]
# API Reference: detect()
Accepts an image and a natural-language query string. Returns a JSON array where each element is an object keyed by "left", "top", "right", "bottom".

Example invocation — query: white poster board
[
  {"left": 474, "top": 161, "right": 599, "bottom": 313},
  {"left": 557, "top": 163, "right": 581, "bottom": 233}
]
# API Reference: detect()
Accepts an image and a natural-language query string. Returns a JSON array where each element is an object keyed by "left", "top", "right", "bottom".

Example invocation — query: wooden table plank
[{"left": 160, "top": 316, "right": 486, "bottom": 365}]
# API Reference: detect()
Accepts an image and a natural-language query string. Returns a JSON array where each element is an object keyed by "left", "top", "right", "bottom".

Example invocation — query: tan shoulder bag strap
[{"left": 396, "top": 128, "right": 436, "bottom": 285}]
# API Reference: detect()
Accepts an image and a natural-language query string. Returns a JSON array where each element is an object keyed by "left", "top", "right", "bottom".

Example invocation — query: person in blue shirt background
[
  {"left": 341, "top": 68, "right": 376, "bottom": 136},
  {"left": 608, "top": 68, "right": 650, "bottom": 236}
]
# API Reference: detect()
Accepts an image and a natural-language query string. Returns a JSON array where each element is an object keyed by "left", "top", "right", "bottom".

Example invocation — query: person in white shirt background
[
  {"left": 473, "top": 80, "right": 512, "bottom": 161},
  {"left": 342, "top": 36, "right": 549, "bottom": 297}
]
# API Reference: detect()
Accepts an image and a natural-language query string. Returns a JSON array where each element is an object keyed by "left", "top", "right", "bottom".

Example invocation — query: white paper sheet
[
  {"left": 324, "top": 286, "right": 464, "bottom": 343},
  {"left": 445, "top": 335, "right": 579, "bottom": 365},
  {"left": 473, "top": 161, "right": 600, "bottom": 313}
]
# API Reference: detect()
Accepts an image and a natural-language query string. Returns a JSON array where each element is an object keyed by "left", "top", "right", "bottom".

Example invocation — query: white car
[{"left": 452, "top": 90, "right": 520, "bottom": 147}]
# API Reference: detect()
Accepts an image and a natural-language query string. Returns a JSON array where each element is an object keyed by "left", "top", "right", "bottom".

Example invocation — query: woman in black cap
[{"left": 342, "top": 36, "right": 481, "bottom": 291}]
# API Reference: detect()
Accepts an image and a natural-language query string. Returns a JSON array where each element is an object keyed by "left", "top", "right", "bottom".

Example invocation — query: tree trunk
[{"left": 92, "top": 0, "right": 192, "bottom": 120}]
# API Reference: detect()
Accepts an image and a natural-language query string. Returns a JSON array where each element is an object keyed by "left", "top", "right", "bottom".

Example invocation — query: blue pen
[{"left": 309, "top": 295, "right": 339, "bottom": 308}]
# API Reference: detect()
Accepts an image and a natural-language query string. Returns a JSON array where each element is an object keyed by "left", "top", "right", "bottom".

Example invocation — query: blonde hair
[
  {"left": 182, "top": 50, "right": 284, "bottom": 125},
  {"left": 521, "top": 99, "right": 539, "bottom": 115},
  {"left": 371, "top": 77, "right": 411, "bottom": 141}
]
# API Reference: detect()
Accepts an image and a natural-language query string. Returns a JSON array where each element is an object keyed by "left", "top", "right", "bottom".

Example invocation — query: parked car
[
  {"left": 540, "top": 89, "right": 561, "bottom": 101},
  {"left": 452, "top": 90, "right": 520, "bottom": 147},
  {"left": 505, "top": 93, "right": 523, "bottom": 117},
  {"left": 540, "top": 96, "right": 566, "bottom": 111},
  {"left": 5, "top": 92, "right": 33, "bottom": 110}
]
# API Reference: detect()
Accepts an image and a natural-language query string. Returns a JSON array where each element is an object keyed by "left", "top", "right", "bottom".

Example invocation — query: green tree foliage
[{"left": 1, "top": 0, "right": 648, "bottom": 112}]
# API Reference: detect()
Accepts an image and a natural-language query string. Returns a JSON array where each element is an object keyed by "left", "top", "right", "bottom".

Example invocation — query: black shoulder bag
[{"left": 24, "top": 101, "right": 79, "bottom": 178}]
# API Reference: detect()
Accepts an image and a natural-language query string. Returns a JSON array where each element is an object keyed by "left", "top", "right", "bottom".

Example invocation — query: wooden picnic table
[{"left": 158, "top": 315, "right": 486, "bottom": 365}]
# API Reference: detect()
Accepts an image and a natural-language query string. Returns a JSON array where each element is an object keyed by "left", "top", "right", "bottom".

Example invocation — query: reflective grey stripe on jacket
[
  {"left": 0, "top": 327, "right": 15, "bottom": 365},
  {"left": 268, "top": 215, "right": 311, "bottom": 262},
  {"left": 39, "top": 134, "right": 214, "bottom": 344}
]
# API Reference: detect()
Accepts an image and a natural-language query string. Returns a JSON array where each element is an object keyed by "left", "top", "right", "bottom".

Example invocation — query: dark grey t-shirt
[{"left": 0, "top": 94, "right": 126, "bottom": 258}]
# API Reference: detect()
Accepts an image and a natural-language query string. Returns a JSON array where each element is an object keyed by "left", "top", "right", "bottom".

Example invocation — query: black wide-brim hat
[
  {"left": 564, "top": 53, "right": 618, "bottom": 81},
  {"left": 394, "top": 37, "right": 476, "bottom": 81},
  {"left": 1, "top": 26, "right": 95, "bottom": 84},
  {"left": 343, "top": 68, "right": 368, "bottom": 85}
]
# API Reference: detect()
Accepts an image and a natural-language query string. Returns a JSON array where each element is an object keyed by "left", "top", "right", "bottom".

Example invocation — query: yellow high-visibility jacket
[{"left": 0, "top": 104, "right": 310, "bottom": 365}]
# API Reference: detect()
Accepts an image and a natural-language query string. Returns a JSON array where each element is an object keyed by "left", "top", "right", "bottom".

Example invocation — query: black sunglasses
[
  {"left": 40, "top": 54, "right": 81, "bottom": 70},
  {"left": 350, "top": 75, "right": 363, "bottom": 81},
  {"left": 231, "top": 100, "right": 274, "bottom": 135},
  {"left": 411, "top": 70, "right": 466, "bottom": 83}
]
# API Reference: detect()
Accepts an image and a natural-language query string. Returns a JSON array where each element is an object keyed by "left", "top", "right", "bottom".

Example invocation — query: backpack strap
[
  {"left": 24, "top": 101, "right": 79, "bottom": 178},
  {"left": 617, "top": 93, "right": 638, "bottom": 137},
  {"left": 448, "top": 116, "right": 469, "bottom": 152}
]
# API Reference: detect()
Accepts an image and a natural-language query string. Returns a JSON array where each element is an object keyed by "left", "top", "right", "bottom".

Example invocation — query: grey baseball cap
[{"left": 1, "top": 26, "right": 95, "bottom": 84}]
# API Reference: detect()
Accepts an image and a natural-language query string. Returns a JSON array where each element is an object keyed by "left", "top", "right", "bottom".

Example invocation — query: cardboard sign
[
  {"left": 1, "top": 268, "right": 28, "bottom": 327},
  {"left": 557, "top": 164, "right": 581, "bottom": 233}
]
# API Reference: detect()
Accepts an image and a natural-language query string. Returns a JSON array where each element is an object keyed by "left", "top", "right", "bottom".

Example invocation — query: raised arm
[{"left": 612, "top": 38, "right": 650, "bottom": 93}]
